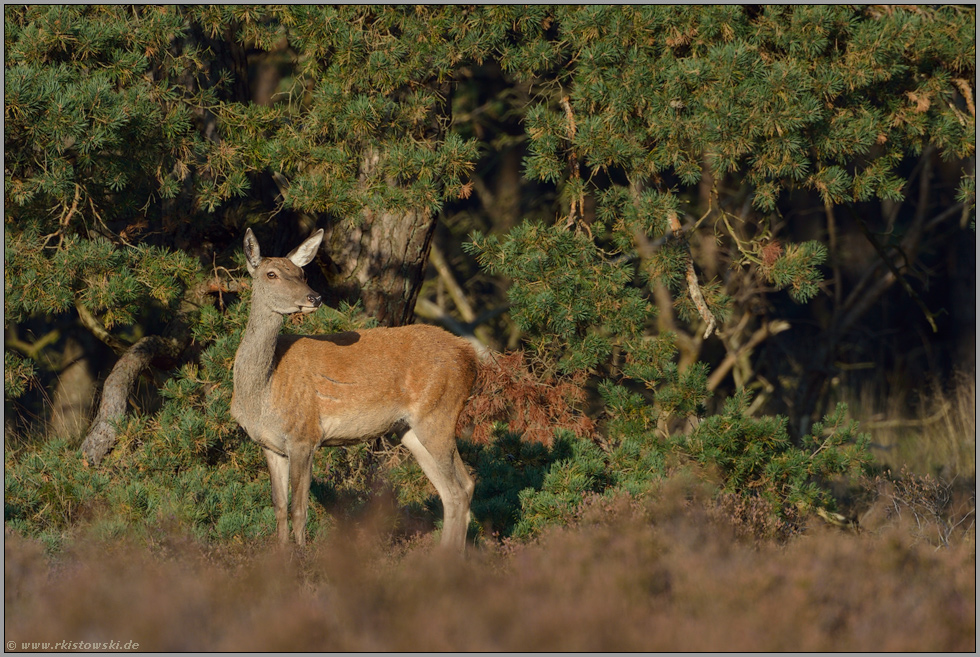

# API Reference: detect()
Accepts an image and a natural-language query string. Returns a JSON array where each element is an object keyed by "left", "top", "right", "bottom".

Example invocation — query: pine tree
[{"left": 4, "top": 6, "right": 973, "bottom": 545}]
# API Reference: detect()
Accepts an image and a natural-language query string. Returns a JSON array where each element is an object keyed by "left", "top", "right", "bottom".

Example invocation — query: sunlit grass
[{"left": 848, "top": 369, "right": 975, "bottom": 479}]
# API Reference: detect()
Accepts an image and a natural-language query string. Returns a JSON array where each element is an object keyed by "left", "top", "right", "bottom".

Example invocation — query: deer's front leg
[
  {"left": 287, "top": 442, "right": 316, "bottom": 546},
  {"left": 264, "top": 448, "right": 290, "bottom": 544}
]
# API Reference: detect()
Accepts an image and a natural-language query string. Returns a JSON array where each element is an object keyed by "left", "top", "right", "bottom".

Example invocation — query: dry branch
[
  {"left": 667, "top": 210, "right": 718, "bottom": 339},
  {"left": 428, "top": 242, "right": 477, "bottom": 323},
  {"left": 80, "top": 282, "right": 210, "bottom": 466},
  {"left": 707, "top": 320, "right": 790, "bottom": 391},
  {"left": 560, "top": 95, "right": 588, "bottom": 234},
  {"left": 80, "top": 335, "right": 182, "bottom": 466},
  {"left": 630, "top": 189, "right": 719, "bottom": 341}
]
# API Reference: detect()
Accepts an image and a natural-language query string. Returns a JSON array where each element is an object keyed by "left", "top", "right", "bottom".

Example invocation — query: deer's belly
[{"left": 318, "top": 411, "right": 403, "bottom": 446}]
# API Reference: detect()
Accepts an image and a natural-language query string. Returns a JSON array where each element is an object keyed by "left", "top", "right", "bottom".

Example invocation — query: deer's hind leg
[{"left": 401, "top": 424, "right": 474, "bottom": 553}]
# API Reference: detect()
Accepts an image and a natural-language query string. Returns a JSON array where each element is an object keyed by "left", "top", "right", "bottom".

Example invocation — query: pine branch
[
  {"left": 668, "top": 211, "right": 718, "bottom": 339},
  {"left": 81, "top": 335, "right": 182, "bottom": 466},
  {"left": 74, "top": 299, "right": 130, "bottom": 355}
]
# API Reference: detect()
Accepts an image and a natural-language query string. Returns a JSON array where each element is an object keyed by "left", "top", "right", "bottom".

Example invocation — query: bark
[
  {"left": 321, "top": 206, "right": 437, "bottom": 327},
  {"left": 319, "top": 151, "right": 438, "bottom": 327},
  {"left": 80, "top": 284, "right": 208, "bottom": 465},
  {"left": 80, "top": 335, "right": 182, "bottom": 466}
]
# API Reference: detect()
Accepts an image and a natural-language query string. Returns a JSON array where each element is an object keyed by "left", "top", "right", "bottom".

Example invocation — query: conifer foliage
[{"left": 4, "top": 6, "right": 974, "bottom": 546}]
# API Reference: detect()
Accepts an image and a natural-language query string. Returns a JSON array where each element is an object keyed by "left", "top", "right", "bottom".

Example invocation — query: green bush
[{"left": 682, "top": 392, "right": 872, "bottom": 518}]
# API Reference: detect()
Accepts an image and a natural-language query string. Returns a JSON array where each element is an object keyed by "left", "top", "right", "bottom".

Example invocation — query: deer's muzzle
[{"left": 301, "top": 294, "right": 322, "bottom": 313}]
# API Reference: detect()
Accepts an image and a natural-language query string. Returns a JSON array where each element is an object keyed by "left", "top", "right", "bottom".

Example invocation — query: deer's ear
[
  {"left": 287, "top": 229, "right": 324, "bottom": 268},
  {"left": 244, "top": 228, "right": 263, "bottom": 276}
]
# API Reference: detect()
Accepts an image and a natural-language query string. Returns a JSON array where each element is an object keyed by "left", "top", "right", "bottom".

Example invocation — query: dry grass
[
  {"left": 852, "top": 370, "right": 976, "bottom": 479},
  {"left": 5, "top": 476, "right": 974, "bottom": 652}
]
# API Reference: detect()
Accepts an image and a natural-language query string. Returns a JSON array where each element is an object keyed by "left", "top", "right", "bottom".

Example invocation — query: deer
[{"left": 230, "top": 227, "right": 478, "bottom": 551}]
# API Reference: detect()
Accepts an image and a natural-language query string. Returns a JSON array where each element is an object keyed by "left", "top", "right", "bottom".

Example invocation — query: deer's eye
[{"left": 266, "top": 271, "right": 278, "bottom": 279}]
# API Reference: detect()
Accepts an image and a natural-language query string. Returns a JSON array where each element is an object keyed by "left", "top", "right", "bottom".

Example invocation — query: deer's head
[{"left": 243, "top": 228, "right": 324, "bottom": 315}]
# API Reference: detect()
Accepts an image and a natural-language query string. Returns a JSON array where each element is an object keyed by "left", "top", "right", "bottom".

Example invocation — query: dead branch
[
  {"left": 80, "top": 281, "right": 212, "bottom": 466},
  {"left": 80, "top": 335, "right": 182, "bottom": 466},
  {"left": 429, "top": 243, "right": 476, "bottom": 323},
  {"left": 560, "top": 95, "right": 589, "bottom": 235},
  {"left": 630, "top": 186, "right": 719, "bottom": 340},
  {"left": 849, "top": 207, "right": 939, "bottom": 333},
  {"left": 707, "top": 320, "right": 790, "bottom": 391},
  {"left": 667, "top": 210, "right": 718, "bottom": 338}
]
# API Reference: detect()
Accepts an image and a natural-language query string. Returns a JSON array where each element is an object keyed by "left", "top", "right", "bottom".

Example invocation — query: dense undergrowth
[{"left": 5, "top": 245, "right": 876, "bottom": 552}]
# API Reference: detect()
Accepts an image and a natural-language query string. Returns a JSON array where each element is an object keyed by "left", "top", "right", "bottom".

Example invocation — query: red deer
[{"left": 231, "top": 228, "right": 477, "bottom": 550}]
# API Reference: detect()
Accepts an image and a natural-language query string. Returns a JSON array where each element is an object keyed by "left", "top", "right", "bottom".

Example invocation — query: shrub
[{"left": 682, "top": 391, "right": 872, "bottom": 523}]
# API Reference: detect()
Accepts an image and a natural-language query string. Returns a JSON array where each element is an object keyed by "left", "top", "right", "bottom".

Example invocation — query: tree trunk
[
  {"left": 79, "top": 284, "right": 206, "bottom": 465},
  {"left": 80, "top": 335, "right": 183, "bottom": 465},
  {"left": 319, "top": 151, "right": 437, "bottom": 327},
  {"left": 321, "top": 206, "right": 437, "bottom": 328}
]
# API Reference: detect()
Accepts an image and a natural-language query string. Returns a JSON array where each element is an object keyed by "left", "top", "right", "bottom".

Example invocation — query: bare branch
[
  {"left": 667, "top": 210, "right": 718, "bottom": 338},
  {"left": 560, "top": 95, "right": 589, "bottom": 235},
  {"left": 429, "top": 243, "right": 476, "bottom": 323},
  {"left": 707, "top": 320, "right": 790, "bottom": 391},
  {"left": 5, "top": 325, "right": 62, "bottom": 361},
  {"left": 630, "top": 183, "right": 719, "bottom": 340},
  {"left": 81, "top": 335, "right": 182, "bottom": 466},
  {"left": 849, "top": 207, "right": 939, "bottom": 333}
]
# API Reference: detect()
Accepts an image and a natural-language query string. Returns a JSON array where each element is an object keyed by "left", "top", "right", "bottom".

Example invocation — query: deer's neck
[{"left": 232, "top": 307, "right": 284, "bottom": 412}]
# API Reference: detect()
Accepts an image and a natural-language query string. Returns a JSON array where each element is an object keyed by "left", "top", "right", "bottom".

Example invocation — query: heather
[{"left": 5, "top": 477, "right": 974, "bottom": 652}]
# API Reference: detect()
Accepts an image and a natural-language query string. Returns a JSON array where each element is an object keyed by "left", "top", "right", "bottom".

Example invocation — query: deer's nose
[{"left": 308, "top": 294, "right": 322, "bottom": 308}]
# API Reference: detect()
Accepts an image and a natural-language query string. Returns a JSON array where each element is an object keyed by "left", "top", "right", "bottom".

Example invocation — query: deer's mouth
[{"left": 298, "top": 297, "right": 322, "bottom": 314}]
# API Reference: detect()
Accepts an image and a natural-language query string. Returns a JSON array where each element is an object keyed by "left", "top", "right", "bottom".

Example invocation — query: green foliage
[
  {"left": 462, "top": 428, "right": 557, "bottom": 538},
  {"left": 5, "top": 227, "right": 201, "bottom": 331},
  {"left": 3, "top": 294, "right": 371, "bottom": 547},
  {"left": 5, "top": 6, "right": 201, "bottom": 218},
  {"left": 682, "top": 391, "right": 872, "bottom": 518},
  {"left": 4, "top": 352, "right": 36, "bottom": 401},
  {"left": 467, "top": 222, "right": 650, "bottom": 373},
  {"left": 3, "top": 5, "right": 969, "bottom": 548},
  {"left": 761, "top": 241, "right": 828, "bottom": 303},
  {"left": 512, "top": 432, "right": 610, "bottom": 539}
]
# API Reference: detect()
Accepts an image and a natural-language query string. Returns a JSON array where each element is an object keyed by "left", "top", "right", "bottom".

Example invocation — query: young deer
[{"left": 231, "top": 228, "right": 477, "bottom": 551}]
